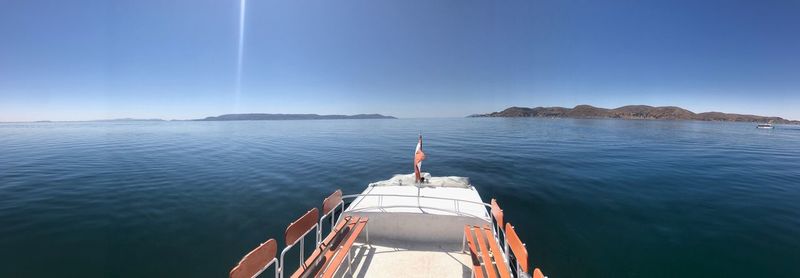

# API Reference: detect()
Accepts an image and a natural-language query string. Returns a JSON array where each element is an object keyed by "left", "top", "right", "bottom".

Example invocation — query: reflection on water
[{"left": 1, "top": 118, "right": 799, "bottom": 277}]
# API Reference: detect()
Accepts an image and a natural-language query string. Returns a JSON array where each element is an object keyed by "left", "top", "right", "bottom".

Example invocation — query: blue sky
[{"left": 1, "top": 0, "right": 798, "bottom": 121}]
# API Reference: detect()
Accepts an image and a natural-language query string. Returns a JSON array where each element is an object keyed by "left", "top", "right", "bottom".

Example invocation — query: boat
[
  {"left": 229, "top": 137, "right": 548, "bottom": 278},
  {"left": 757, "top": 123, "right": 774, "bottom": 129}
]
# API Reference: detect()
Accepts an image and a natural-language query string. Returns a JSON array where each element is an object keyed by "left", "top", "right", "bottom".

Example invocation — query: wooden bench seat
[
  {"left": 290, "top": 215, "right": 369, "bottom": 278},
  {"left": 464, "top": 225, "right": 511, "bottom": 278},
  {"left": 319, "top": 216, "right": 368, "bottom": 278},
  {"left": 279, "top": 190, "right": 368, "bottom": 278},
  {"left": 464, "top": 198, "right": 542, "bottom": 278}
]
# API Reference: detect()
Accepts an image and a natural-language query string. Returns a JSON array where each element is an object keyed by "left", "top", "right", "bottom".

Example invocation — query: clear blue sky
[{"left": 1, "top": 0, "right": 798, "bottom": 121}]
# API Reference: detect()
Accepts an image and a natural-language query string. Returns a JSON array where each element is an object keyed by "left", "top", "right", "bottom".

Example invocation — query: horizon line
[{"left": 2, "top": 103, "right": 799, "bottom": 123}]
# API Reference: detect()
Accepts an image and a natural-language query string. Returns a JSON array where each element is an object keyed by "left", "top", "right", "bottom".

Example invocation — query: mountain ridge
[
  {"left": 470, "top": 105, "right": 799, "bottom": 124},
  {"left": 196, "top": 113, "right": 396, "bottom": 121}
]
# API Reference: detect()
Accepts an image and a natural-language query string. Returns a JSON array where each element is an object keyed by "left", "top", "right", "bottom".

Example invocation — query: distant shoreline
[
  {"left": 195, "top": 113, "right": 396, "bottom": 121},
  {"left": 0, "top": 118, "right": 167, "bottom": 124},
  {"left": 470, "top": 105, "right": 799, "bottom": 124},
  {"left": 2, "top": 113, "right": 397, "bottom": 123}
]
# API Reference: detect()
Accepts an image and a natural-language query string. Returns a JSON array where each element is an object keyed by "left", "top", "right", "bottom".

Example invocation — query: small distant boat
[{"left": 757, "top": 123, "right": 774, "bottom": 129}]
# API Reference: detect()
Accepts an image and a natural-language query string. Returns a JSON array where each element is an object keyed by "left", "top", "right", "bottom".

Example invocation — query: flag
[{"left": 414, "top": 135, "right": 426, "bottom": 182}]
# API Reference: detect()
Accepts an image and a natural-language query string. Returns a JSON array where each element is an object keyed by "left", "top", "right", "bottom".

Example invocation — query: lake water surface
[{"left": 1, "top": 118, "right": 799, "bottom": 277}]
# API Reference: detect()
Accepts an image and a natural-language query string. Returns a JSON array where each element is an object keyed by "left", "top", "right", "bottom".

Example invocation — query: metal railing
[
  {"left": 233, "top": 190, "right": 542, "bottom": 278},
  {"left": 341, "top": 193, "right": 493, "bottom": 221},
  {"left": 278, "top": 223, "right": 318, "bottom": 278},
  {"left": 340, "top": 193, "right": 501, "bottom": 237},
  {"left": 341, "top": 192, "right": 522, "bottom": 277},
  {"left": 342, "top": 193, "right": 491, "bottom": 207}
]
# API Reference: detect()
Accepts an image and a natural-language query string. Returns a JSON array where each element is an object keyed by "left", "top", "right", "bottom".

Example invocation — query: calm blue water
[{"left": 1, "top": 118, "right": 799, "bottom": 277}]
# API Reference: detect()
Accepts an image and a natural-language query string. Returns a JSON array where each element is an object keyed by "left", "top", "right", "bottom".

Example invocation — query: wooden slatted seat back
[
  {"left": 490, "top": 198, "right": 506, "bottom": 247},
  {"left": 319, "top": 190, "right": 343, "bottom": 244},
  {"left": 230, "top": 238, "right": 278, "bottom": 278},
  {"left": 505, "top": 222, "right": 528, "bottom": 275},
  {"left": 491, "top": 198, "right": 504, "bottom": 231},
  {"left": 281, "top": 208, "right": 321, "bottom": 278},
  {"left": 285, "top": 208, "right": 319, "bottom": 246},
  {"left": 322, "top": 190, "right": 342, "bottom": 216}
]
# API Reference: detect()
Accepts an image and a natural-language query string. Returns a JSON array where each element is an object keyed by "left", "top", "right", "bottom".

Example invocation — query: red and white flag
[{"left": 414, "top": 135, "right": 426, "bottom": 182}]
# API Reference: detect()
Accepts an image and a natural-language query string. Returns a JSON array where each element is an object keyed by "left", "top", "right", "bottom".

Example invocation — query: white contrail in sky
[{"left": 234, "top": 0, "right": 247, "bottom": 112}]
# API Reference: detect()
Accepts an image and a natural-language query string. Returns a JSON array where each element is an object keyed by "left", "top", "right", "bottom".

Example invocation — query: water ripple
[{"left": 0, "top": 119, "right": 799, "bottom": 277}]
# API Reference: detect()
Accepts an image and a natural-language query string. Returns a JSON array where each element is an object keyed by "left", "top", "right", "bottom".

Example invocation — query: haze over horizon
[{"left": 1, "top": 0, "right": 799, "bottom": 122}]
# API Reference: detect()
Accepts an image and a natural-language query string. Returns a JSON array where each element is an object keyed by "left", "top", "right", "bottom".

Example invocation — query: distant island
[
  {"left": 13, "top": 118, "right": 166, "bottom": 123},
  {"left": 92, "top": 118, "right": 165, "bottom": 122},
  {"left": 196, "top": 113, "right": 396, "bottom": 121},
  {"left": 470, "top": 105, "right": 799, "bottom": 124}
]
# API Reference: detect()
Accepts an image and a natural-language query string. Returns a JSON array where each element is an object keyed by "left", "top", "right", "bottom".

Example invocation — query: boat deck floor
[{"left": 333, "top": 240, "right": 471, "bottom": 278}]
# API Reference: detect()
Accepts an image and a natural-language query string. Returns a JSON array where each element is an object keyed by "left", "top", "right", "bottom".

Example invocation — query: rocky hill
[{"left": 470, "top": 105, "right": 798, "bottom": 124}]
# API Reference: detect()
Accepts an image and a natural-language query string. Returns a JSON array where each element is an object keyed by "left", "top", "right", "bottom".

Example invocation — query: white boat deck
[
  {"left": 346, "top": 182, "right": 489, "bottom": 218},
  {"left": 336, "top": 241, "right": 472, "bottom": 278},
  {"left": 344, "top": 173, "right": 491, "bottom": 243},
  {"left": 335, "top": 173, "right": 492, "bottom": 277}
]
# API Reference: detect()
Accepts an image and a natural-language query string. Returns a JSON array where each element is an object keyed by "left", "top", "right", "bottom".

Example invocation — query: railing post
[
  {"left": 461, "top": 230, "right": 466, "bottom": 253},
  {"left": 504, "top": 241, "right": 510, "bottom": 266},
  {"left": 316, "top": 218, "right": 322, "bottom": 245},
  {"left": 300, "top": 238, "right": 304, "bottom": 263},
  {"left": 337, "top": 202, "right": 345, "bottom": 223}
]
